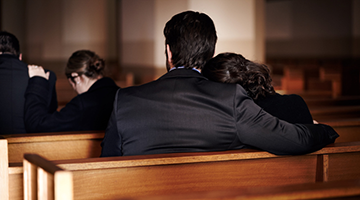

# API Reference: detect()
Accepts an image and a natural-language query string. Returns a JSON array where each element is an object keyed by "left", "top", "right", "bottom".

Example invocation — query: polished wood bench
[
  {"left": 23, "top": 141, "right": 360, "bottom": 200},
  {"left": 305, "top": 96, "right": 360, "bottom": 108},
  {"left": 320, "top": 118, "right": 360, "bottom": 143},
  {"left": 0, "top": 131, "right": 104, "bottom": 200},
  {"left": 1, "top": 131, "right": 104, "bottom": 163},
  {"left": 310, "top": 105, "right": 360, "bottom": 121},
  {"left": 120, "top": 179, "right": 360, "bottom": 200}
]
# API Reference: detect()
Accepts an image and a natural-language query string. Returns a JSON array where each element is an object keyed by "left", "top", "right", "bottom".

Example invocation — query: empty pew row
[
  {"left": 268, "top": 59, "right": 359, "bottom": 98},
  {"left": 0, "top": 131, "right": 104, "bottom": 200},
  {"left": 23, "top": 141, "right": 360, "bottom": 200},
  {"left": 310, "top": 105, "right": 360, "bottom": 121},
  {"left": 320, "top": 118, "right": 360, "bottom": 143},
  {"left": 120, "top": 179, "right": 360, "bottom": 200},
  {"left": 304, "top": 95, "right": 360, "bottom": 108}
]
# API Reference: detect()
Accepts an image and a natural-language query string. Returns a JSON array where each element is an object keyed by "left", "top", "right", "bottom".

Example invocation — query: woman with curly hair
[
  {"left": 24, "top": 50, "right": 120, "bottom": 132},
  {"left": 202, "top": 52, "right": 313, "bottom": 124}
]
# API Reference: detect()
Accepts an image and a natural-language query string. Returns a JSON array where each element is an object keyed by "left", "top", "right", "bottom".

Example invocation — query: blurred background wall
[{"left": 1, "top": 0, "right": 359, "bottom": 96}]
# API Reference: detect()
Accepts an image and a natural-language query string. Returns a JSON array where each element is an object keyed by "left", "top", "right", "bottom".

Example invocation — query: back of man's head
[
  {"left": 164, "top": 11, "right": 217, "bottom": 70},
  {"left": 0, "top": 31, "right": 20, "bottom": 56}
]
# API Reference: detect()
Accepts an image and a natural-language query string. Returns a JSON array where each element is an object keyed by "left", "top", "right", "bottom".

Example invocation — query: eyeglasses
[{"left": 66, "top": 72, "right": 85, "bottom": 83}]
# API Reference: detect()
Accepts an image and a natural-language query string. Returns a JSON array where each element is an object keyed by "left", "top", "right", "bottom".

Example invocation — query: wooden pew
[
  {"left": 23, "top": 141, "right": 360, "bottom": 200},
  {"left": 120, "top": 179, "right": 360, "bottom": 200},
  {"left": 305, "top": 95, "right": 360, "bottom": 108},
  {"left": 310, "top": 105, "right": 360, "bottom": 121},
  {"left": 8, "top": 164, "right": 23, "bottom": 200},
  {"left": 0, "top": 139, "right": 9, "bottom": 200},
  {"left": 1, "top": 131, "right": 104, "bottom": 163},
  {"left": 320, "top": 118, "right": 360, "bottom": 143},
  {"left": 23, "top": 154, "right": 73, "bottom": 200},
  {"left": 0, "top": 131, "right": 104, "bottom": 200}
]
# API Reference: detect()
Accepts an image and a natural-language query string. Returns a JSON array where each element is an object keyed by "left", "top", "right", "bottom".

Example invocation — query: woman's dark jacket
[{"left": 25, "top": 77, "right": 119, "bottom": 133}]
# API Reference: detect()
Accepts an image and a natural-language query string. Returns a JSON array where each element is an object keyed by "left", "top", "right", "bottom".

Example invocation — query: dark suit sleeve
[
  {"left": 46, "top": 70, "right": 58, "bottom": 113},
  {"left": 101, "top": 90, "right": 123, "bottom": 157},
  {"left": 234, "top": 85, "right": 338, "bottom": 155},
  {"left": 24, "top": 76, "right": 82, "bottom": 132}
]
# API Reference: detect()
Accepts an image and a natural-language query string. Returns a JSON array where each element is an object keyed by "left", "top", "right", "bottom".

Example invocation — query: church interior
[{"left": 1, "top": 0, "right": 360, "bottom": 199}]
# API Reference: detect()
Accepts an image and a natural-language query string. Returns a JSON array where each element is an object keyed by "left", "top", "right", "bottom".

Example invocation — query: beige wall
[
  {"left": 2, "top": 0, "right": 117, "bottom": 76},
  {"left": 121, "top": 0, "right": 265, "bottom": 74},
  {"left": 187, "top": 0, "right": 264, "bottom": 62},
  {"left": 2, "top": 0, "right": 265, "bottom": 80},
  {"left": 1, "top": 0, "right": 26, "bottom": 54},
  {"left": 265, "top": 0, "right": 358, "bottom": 59},
  {"left": 2, "top": 0, "right": 359, "bottom": 74}
]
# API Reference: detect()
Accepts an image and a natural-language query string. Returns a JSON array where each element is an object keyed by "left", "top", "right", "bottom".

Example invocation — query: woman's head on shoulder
[
  {"left": 202, "top": 52, "right": 275, "bottom": 100},
  {"left": 65, "top": 50, "right": 105, "bottom": 94}
]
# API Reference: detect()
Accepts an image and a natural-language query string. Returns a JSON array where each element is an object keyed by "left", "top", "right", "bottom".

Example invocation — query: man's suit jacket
[
  {"left": 0, "top": 54, "right": 57, "bottom": 134},
  {"left": 101, "top": 68, "right": 338, "bottom": 156}
]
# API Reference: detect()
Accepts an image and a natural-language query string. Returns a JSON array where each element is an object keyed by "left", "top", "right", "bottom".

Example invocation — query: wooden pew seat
[{"left": 310, "top": 105, "right": 360, "bottom": 121}]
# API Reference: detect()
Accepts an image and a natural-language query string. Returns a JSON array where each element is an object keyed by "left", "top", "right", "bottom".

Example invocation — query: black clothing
[
  {"left": 101, "top": 69, "right": 338, "bottom": 157},
  {"left": 0, "top": 54, "right": 57, "bottom": 134},
  {"left": 255, "top": 93, "right": 313, "bottom": 124},
  {"left": 25, "top": 77, "right": 119, "bottom": 133}
]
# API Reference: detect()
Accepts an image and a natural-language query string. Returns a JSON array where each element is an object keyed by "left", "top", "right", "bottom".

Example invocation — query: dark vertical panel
[
  {"left": 341, "top": 59, "right": 360, "bottom": 96},
  {"left": 116, "top": 0, "right": 121, "bottom": 65},
  {"left": 0, "top": 0, "right": 2, "bottom": 30},
  {"left": 118, "top": 0, "right": 123, "bottom": 65}
]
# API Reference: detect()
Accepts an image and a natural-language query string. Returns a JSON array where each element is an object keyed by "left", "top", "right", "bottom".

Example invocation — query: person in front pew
[
  {"left": 100, "top": 11, "right": 338, "bottom": 157},
  {"left": 24, "top": 50, "right": 120, "bottom": 132},
  {"left": 202, "top": 52, "right": 313, "bottom": 124},
  {"left": 0, "top": 31, "right": 57, "bottom": 134}
]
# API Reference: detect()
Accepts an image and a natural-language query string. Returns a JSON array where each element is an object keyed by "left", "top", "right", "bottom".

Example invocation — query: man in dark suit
[
  {"left": 0, "top": 31, "right": 57, "bottom": 134},
  {"left": 100, "top": 11, "right": 338, "bottom": 157}
]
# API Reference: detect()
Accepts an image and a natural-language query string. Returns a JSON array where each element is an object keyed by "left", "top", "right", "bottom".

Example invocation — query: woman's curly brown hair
[{"left": 202, "top": 52, "right": 275, "bottom": 100}]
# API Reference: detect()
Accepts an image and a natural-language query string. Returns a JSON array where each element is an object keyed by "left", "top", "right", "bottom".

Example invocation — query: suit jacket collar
[
  {"left": 158, "top": 68, "right": 208, "bottom": 81},
  {"left": 0, "top": 54, "right": 21, "bottom": 62}
]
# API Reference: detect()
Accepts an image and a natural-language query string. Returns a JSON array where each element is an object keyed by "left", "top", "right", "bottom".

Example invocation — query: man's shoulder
[
  {"left": 0, "top": 56, "right": 28, "bottom": 82},
  {"left": 0, "top": 54, "right": 27, "bottom": 67},
  {"left": 117, "top": 76, "right": 246, "bottom": 103}
]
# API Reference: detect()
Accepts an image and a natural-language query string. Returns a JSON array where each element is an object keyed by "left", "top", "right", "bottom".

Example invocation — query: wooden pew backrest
[
  {"left": 311, "top": 106, "right": 360, "bottom": 121},
  {"left": 1, "top": 130, "right": 104, "bottom": 163},
  {"left": 320, "top": 118, "right": 360, "bottom": 143},
  {"left": 0, "top": 131, "right": 103, "bottom": 200},
  {"left": 23, "top": 141, "right": 360, "bottom": 200},
  {"left": 121, "top": 179, "right": 360, "bottom": 200}
]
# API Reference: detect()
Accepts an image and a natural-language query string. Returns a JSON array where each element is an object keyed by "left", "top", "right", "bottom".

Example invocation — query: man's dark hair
[
  {"left": 202, "top": 52, "right": 275, "bottom": 100},
  {"left": 164, "top": 11, "right": 217, "bottom": 70},
  {"left": 0, "top": 31, "right": 20, "bottom": 56}
]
